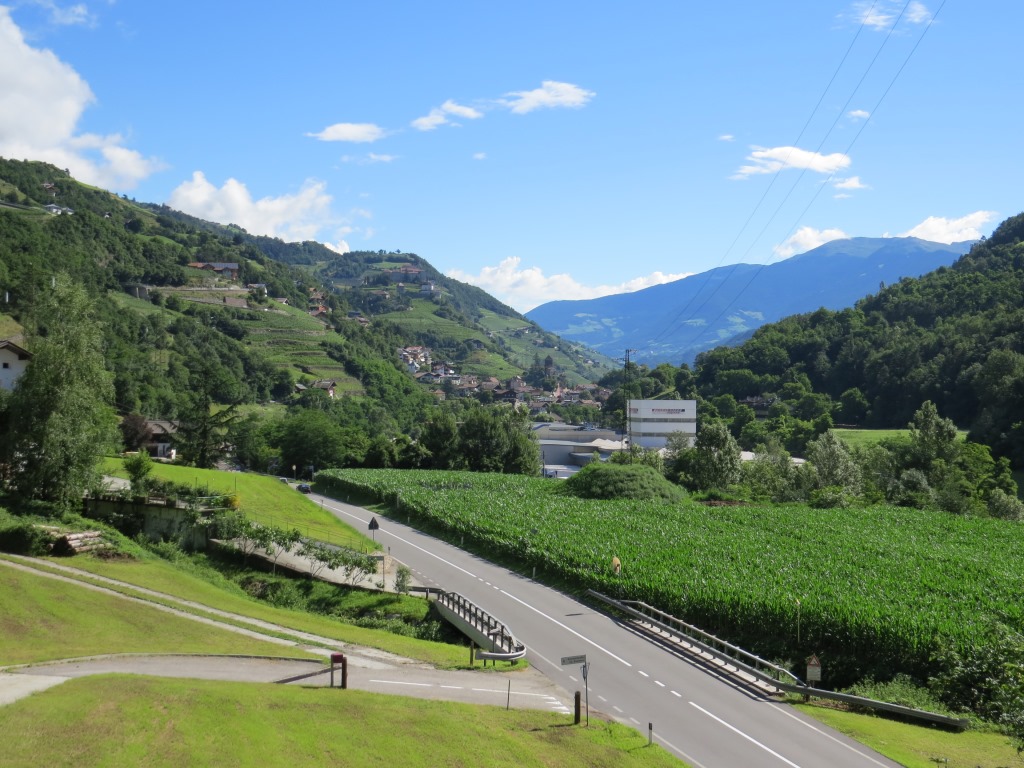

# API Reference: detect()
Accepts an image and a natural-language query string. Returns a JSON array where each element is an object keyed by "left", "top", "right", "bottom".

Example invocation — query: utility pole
[{"left": 624, "top": 349, "right": 637, "bottom": 462}]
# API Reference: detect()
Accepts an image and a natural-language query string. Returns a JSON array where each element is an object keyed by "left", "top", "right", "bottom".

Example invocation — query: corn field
[{"left": 319, "top": 468, "right": 1024, "bottom": 683}]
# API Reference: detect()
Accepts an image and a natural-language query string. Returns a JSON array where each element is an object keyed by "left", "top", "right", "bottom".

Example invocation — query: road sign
[
  {"left": 806, "top": 654, "right": 822, "bottom": 682},
  {"left": 560, "top": 654, "right": 587, "bottom": 666},
  {"left": 368, "top": 517, "right": 379, "bottom": 531}
]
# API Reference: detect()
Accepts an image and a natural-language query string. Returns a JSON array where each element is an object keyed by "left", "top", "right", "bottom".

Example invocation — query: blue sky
[{"left": 1, "top": 1, "right": 1018, "bottom": 312}]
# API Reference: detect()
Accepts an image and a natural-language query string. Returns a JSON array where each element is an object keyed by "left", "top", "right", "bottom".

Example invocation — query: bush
[
  {"left": 988, "top": 488, "right": 1024, "bottom": 521},
  {"left": 0, "top": 520, "right": 50, "bottom": 555},
  {"left": 563, "top": 462, "right": 685, "bottom": 503},
  {"left": 843, "top": 674, "right": 954, "bottom": 716}
]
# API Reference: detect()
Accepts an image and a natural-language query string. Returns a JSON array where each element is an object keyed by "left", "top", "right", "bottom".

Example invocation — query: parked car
[
  {"left": 278, "top": 477, "right": 289, "bottom": 483},
  {"left": 297, "top": 483, "right": 312, "bottom": 493}
]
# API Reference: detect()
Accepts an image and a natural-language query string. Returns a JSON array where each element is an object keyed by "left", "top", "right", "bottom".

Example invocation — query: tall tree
[{"left": 2, "top": 274, "right": 118, "bottom": 509}]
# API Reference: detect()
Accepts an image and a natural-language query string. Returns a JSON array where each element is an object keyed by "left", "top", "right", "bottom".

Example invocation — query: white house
[
  {"left": 627, "top": 399, "right": 697, "bottom": 450},
  {"left": 0, "top": 339, "right": 30, "bottom": 390}
]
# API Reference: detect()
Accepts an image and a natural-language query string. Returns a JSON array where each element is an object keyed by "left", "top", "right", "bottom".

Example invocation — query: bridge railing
[
  {"left": 429, "top": 590, "right": 526, "bottom": 661},
  {"left": 587, "top": 589, "right": 969, "bottom": 731}
]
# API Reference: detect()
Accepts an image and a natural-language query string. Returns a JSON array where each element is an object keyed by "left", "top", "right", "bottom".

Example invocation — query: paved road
[{"left": 317, "top": 491, "right": 901, "bottom": 768}]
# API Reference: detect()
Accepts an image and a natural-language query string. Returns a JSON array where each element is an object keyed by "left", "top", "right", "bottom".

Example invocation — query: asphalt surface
[{"left": 314, "top": 491, "right": 902, "bottom": 768}]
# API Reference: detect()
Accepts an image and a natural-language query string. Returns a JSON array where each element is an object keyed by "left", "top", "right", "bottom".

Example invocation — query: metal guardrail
[
  {"left": 588, "top": 589, "right": 969, "bottom": 731},
  {"left": 432, "top": 591, "right": 526, "bottom": 661},
  {"left": 588, "top": 590, "right": 801, "bottom": 686}
]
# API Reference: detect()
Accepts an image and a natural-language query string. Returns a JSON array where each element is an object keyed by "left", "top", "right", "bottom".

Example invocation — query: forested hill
[
  {"left": 694, "top": 212, "right": 1024, "bottom": 464},
  {"left": 0, "top": 158, "right": 606, "bottom": 434}
]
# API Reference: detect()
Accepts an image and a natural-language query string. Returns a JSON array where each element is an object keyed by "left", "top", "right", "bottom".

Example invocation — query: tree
[
  {"left": 174, "top": 360, "right": 238, "bottom": 469},
  {"left": 119, "top": 412, "right": 153, "bottom": 451},
  {"left": 123, "top": 451, "right": 154, "bottom": 495},
  {"left": 2, "top": 274, "right": 118, "bottom": 509},
  {"left": 677, "top": 421, "right": 742, "bottom": 491}
]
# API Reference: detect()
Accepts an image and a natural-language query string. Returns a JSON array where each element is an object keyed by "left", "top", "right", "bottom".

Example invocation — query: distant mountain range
[{"left": 525, "top": 237, "right": 973, "bottom": 366}]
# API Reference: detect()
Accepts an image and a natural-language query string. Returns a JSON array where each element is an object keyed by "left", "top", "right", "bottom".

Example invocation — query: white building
[
  {"left": 627, "top": 399, "right": 697, "bottom": 450},
  {"left": 0, "top": 339, "right": 30, "bottom": 390}
]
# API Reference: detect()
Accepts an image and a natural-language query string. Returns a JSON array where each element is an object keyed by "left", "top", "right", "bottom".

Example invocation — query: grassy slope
[
  {"left": 0, "top": 676, "right": 683, "bottom": 768},
  {"left": 794, "top": 703, "right": 1019, "bottom": 768},
  {"left": 0, "top": 564, "right": 317, "bottom": 665},
  {"left": 25, "top": 553, "right": 467, "bottom": 667},
  {"left": 101, "top": 458, "right": 376, "bottom": 551}
]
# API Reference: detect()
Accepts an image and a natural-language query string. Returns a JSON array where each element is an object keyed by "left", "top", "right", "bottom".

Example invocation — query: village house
[
  {"left": 188, "top": 262, "right": 240, "bottom": 280},
  {"left": 0, "top": 339, "right": 31, "bottom": 390}
]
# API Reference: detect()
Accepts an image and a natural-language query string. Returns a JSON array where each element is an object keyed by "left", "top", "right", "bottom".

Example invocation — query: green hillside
[{"left": 692, "top": 212, "right": 1024, "bottom": 465}]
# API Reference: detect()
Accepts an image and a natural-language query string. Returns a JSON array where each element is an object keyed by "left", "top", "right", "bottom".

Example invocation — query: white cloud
[
  {"left": 774, "top": 226, "right": 849, "bottom": 258},
  {"left": 447, "top": 257, "right": 690, "bottom": 313},
  {"left": 338, "top": 154, "right": 393, "bottom": 164},
  {"left": 472, "top": 152, "right": 486, "bottom": 160},
  {"left": 850, "top": 1, "right": 932, "bottom": 31},
  {"left": 0, "top": 9, "right": 163, "bottom": 189},
  {"left": 440, "top": 99, "right": 482, "bottom": 120},
  {"left": 848, "top": 109, "right": 870, "bottom": 120},
  {"left": 906, "top": 2, "right": 933, "bottom": 24},
  {"left": 900, "top": 211, "right": 996, "bottom": 243},
  {"left": 29, "top": 1, "right": 95, "bottom": 26},
  {"left": 499, "top": 81, "right": 595, "bottom": 115},
  {"left": 411, "top": 99, "right": 483, "bottom": 131},
  {"left": 732, "top": 145, "right": 850, "bottom": 179},
  {"left": 307, "top": 122, "right": 385, "bottom": 143},
  {"left": 834, "top": 176, "right": 867, "bottom": 190},
  {"left": 718, "top": 134, "right": 735, "bottom": 142},
  {"left": 411, "top": 109, "right": 447, "bottom": 132},
  {"left": 168, "top": 171, "right": 343, "bottom": 244}
]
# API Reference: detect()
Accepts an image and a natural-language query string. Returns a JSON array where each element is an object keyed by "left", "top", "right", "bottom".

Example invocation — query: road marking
[
  {"left": 671, "top": 690, "right": 682, "bottom": 698},
  {"left": 327, "top": 497, "right": 632, "bottom": 668},
  {"left": 690, "top": 702, "right": 802, "bottom": 768},
  {"left": 767, "top": 703, "right": 892, "bottom": 767},
  {"left": 630, "top": 717, "right": 640, "bottom": 725},
  {"left": 654, "top": 734, "right": 709, "bottom": 768},
  {"left": 440, "top": 685, "right": 463, "bottom": 689},
  {"left": 638, "top": 670, "right": 649, "bottom": 677},
  {"left": 655, "top": 680, "right": 665, "bottom": 687},
  {"left": 498, "top": 589, "right": 633, "bottom": 667},
  {"left": 598, "top": 695, "right": 607, "bottom": 702},
  {"left": 370, "top": 680, "right": 432, "bottom": 688},
  {"left": 568, "top": 675, "right": 578, "bottom": 683},
  {"left": 613, "top": 706, "right": 623, "bottom": 713}
]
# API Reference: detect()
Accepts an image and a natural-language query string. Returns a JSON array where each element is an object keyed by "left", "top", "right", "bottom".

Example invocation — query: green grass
[
  {"left": 795, "top": 702, "right": 1019, "bottom": 767},
  {"left": 834, "top": 428, "right": 968, "bottom": 449},
  {"left": 0, "top": 675, "right": 683, "bottom": 768},
  {"left": 102, "top": 458, "right": 375, "bottom": 551},
  {"left": 0, "top": 563, "right": 318, "bottom": 665},
  {"left": 26, "top": 553, "right": 469, "bottom": 667},
  {"left": 0, "top": 312, "right": 23, "bottom": 339}
]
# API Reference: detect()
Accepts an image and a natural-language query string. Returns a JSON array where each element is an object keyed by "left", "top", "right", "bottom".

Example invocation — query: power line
[{"left": 652, "top": 1, "right": 947, "bottom": 359}]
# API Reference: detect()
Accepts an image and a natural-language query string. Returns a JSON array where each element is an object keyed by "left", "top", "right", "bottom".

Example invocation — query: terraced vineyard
[
  {"left": 319, "top": 468, "right": 1024, "bottom": 683},
  {"left": 234, "top": 302, "right": 362, "bottom": 390}
]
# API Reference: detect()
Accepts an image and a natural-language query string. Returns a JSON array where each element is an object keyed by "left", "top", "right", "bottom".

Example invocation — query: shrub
[
  {"left": 988, "top": 488, "right": 1024, "bottom": 521},
  {"left": 0, "top": 520, "right": 50, "bottom": 555},
  {"left": 563, "top": 462, "right": 685, "bottom": 503}
]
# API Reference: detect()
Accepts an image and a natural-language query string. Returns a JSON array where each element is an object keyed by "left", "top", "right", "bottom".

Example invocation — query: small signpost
[
  {"left": 561, "top": 654, "right": 590, "bottom": 725},
  {"left": 368, "top": 516, "right": 379, "bottom": 542},
  {"left": 806, "top": 654, "right": 822, "bottom": 683}
]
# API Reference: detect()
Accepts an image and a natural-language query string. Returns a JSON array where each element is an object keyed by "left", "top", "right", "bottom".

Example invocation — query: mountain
[{"left": 526, "top": 237, "right": 973, "bottom": 366}]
